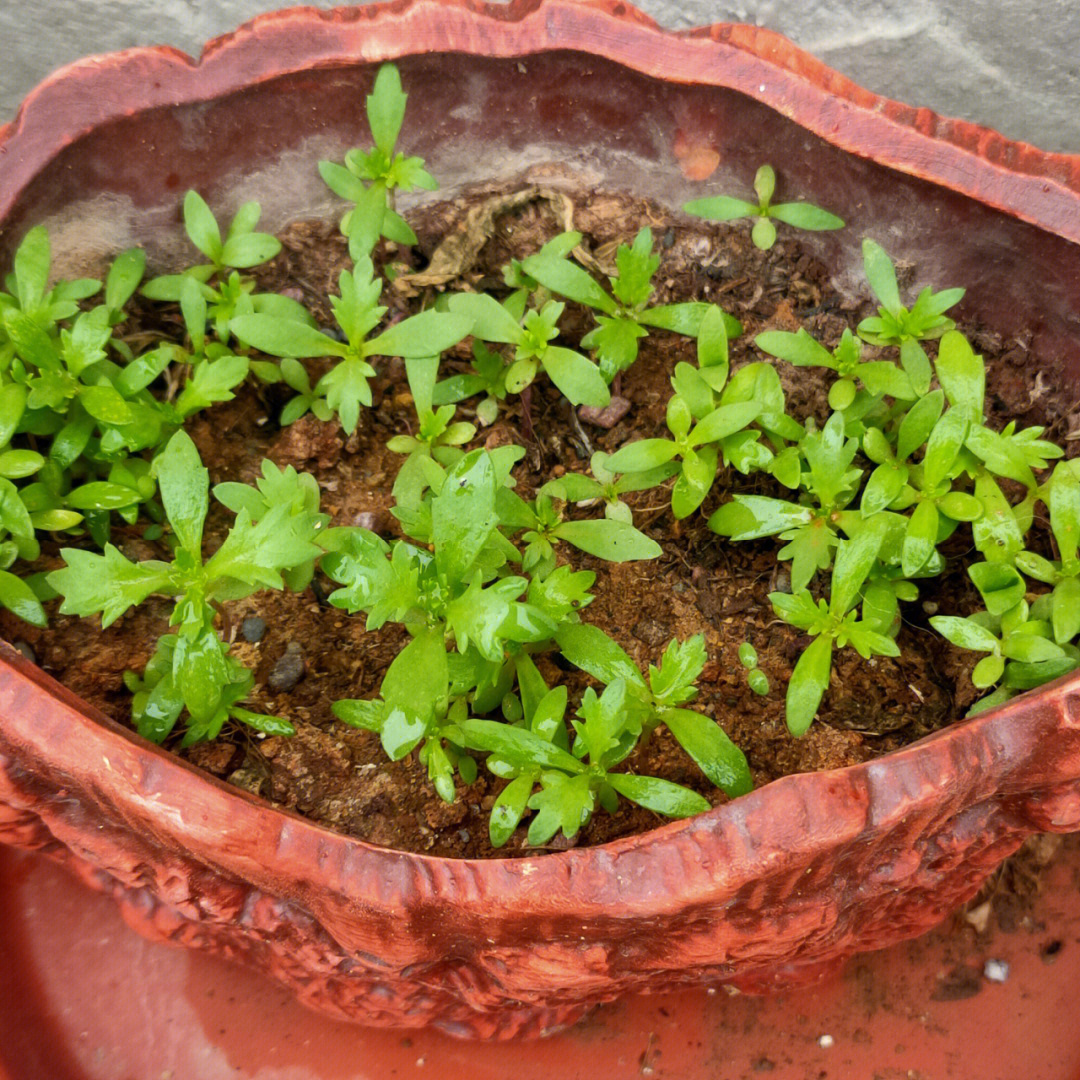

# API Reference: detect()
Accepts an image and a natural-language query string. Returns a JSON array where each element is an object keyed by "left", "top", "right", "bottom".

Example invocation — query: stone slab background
[{"left": 1, "top": 1, "right": 1077, "bottom": 152}]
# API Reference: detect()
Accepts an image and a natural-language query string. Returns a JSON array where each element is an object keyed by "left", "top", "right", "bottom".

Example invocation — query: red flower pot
[{"left": 2, "top": 0, "right": 1080, "bottom": 1041}]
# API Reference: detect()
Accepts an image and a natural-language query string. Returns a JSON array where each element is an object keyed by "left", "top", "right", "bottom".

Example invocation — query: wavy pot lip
[
  {"left": 4, "top": 0, "right": 1080, "bottom": 242},
  {"left": 3, "top": 0, "right": 1080, "bottom": 927}
]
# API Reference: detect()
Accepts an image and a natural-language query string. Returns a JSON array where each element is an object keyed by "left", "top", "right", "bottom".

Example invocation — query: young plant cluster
[{"left": 2, "top": 60, "right": 1074, "bottom": 851}]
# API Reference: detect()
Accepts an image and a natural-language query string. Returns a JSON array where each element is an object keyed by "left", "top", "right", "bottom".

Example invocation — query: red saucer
[{"left": 1, "top": 841, "right": 1078, "bottom": 1080}]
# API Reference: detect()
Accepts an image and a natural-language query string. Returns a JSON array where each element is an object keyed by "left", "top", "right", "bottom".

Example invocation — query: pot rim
[
  {"left": 2, "top": 0, "right": 1080, "bottom": 915},
  {"left": 3, "top": 0, "right": 1080, "bottom": 244}
]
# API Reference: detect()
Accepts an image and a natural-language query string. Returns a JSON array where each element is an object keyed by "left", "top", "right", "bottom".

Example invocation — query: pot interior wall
[{"left": 3, "top": 50, "right": 1079, "bottom": 390}]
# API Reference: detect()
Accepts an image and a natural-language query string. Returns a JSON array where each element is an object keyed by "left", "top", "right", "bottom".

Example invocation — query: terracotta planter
[{"left": 3, "top": 0, "right": 1080, "bottom": 1041}]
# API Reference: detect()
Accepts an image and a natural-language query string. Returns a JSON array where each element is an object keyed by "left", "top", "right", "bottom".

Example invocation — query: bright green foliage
[
  {"left": 388, "top": 355, "right": 477, "bottom": 503},
  {"left": 710, "top": 411, "right": 865, "bottom": 592},
  {"left": 770, "top": 525, "right": 900, "bottom": 735},
  {"left": 756, "top": 325, "right": 917, "bottom": 409},
  {"left": 498, "top": 482, "right": 662, "bottom": 578},
  {"left": 737, "top": 641, "right": 770, "bottom": 695},
  {"left": 231, "top": 257, "right": 472, "bottom": 433},
  {"left": 141, "top": 193, "right": 301, "bottom": 346},
  {"left": 520, "top": 227, "right": 742, "bottom": 382},
  {"left": 603, "top": 306, "right": 772, "bottom": 519},
  {"left": 541, "top": 450, "right": 678, "bottom": 525},
  {"left": 47, "top": 431, "right": 324, "bottom": 744},
  {"left": 446, "top": 292, "right": 609, "bottom": 408},
  {"left": 1017, "top": 462, "right": 1080, "bottom": 644},
  {"left": 857, "top": 239, "right": 965, "bottom": 396},
  {"left": 432, "top": 341, "right": 509, "bottom": 426},
  {"left": 556, "top": 622, "right": 752, "bottom": 796},
  {"left": 0, "top": 226, "right": 100, "bottom": 340},
  {"left": 684, "top": 164, "right": 844, "bottom": 250},
  {"left": 456, "top": 677, "right": 711, "bottom": 846},
  {"left": 324, "top": 449, "right": 596, "bottom": 652},
  {"left": 932, "top": 569, "right": 1077, "bottom": 714},
  {"left": 318, "top": 63, "right": 437, "bottom": 261}
]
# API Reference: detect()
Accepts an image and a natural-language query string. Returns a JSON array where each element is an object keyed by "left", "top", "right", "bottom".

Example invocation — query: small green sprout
[
  {"left": 684, "top": 165, "right": 844, "bottom": 250},
  {"left": 446, "top": 292, "right": 610, "bottom": 408},
  {"left": 710, "top": 411, "right": 864, "bottom": 592},
  {"left": 756, "top": 326, "right": 917, "bottom": 409},
  {"left": 556, "top": 623, "right": 752, "bottom": 796},
  {"left": 857, "top": 239, "right": 965, "bottom": 396},
  {"left": 318, "top": 63, "right": 437, "bottom": 260},
  {"left": 520, "top": 227, "right": 741, "bottom": 383},
  {"left": 931, "top": 559, "right": 1078, "bottom": 714},
  {"left": 457, "top": 677, "right": 712, "bottom": 847},
  {"left": 541, "top": 450, "right": 678, "bottom": 525},
  {"left": 770, "top": 524, "right": 899, "bottom": 735},
  {"left": 141, "top": 193, "right": 303, "bottom": 346},
  {"left": 47, "top": 431, "right": 324, "bottom": 744},
  {"left": 0, "top": 226, "right": 100, "bottom": 337},
  {"left": 432, "top": 341, "right": 509, "bottom": 427},
  {"left": 499, "top": 483, "right": 662, "bottom": 579},
  {"left": 738, "top": 641, "right": 770, "bottom": 695},
  {"left": 604, "top": 307, "right": 764, "bottom": 518},
  {"left": 1017, "top": 462, "right": 1080, "bottom": 644},
  {"left": 230, "top": 257, "right": 472, "bottom": 433}
]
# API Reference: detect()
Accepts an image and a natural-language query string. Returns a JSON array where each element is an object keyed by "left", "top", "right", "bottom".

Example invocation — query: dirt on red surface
[{"left": 3, "top": 184, "right": 1075, "bottom": 859}]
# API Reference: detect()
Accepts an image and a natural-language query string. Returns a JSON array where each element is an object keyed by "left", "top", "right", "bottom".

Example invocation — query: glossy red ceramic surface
[
  {"left": 2, "top": 0, "right": 1080, "bottom": 1040},
  {"left": 3, "top": 841, "right": 1080, "bottom": 1077}
]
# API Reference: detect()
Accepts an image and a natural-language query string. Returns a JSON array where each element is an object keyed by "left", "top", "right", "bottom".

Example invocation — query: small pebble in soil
[
  {"left": 983, "top": 959, "right": 1010, "bottom": 982},
  {"left": 633, "top": 618, "right": 671, "bottom": 648},
  {"left": 278, "top": 286, "right": 305, "bottom": 302},
  {"left": 268, "top": 642, "right": 306, "bottom": 693},
  {"left": 11, "top": 640, "right": 36, "bottom": 664},
  {"left": 241, "top": 616, "right": 267, "bottom": 644},
  {"left": 352, "top": 509, "right": 387, "bottom": 532},
  {"left": 817, "top": 1035, "right": 834, "bottom": 1049},
  {"left": 578, "top": 396, "right": 631, "bottom": 429},
  {"left": 922, "top": 600, "right": 940, "bottom": 616}
]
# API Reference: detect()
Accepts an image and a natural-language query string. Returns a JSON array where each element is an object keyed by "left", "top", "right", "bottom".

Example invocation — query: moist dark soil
[{"left": 4, "top": 182, "right": 1077, "bottom": 859}]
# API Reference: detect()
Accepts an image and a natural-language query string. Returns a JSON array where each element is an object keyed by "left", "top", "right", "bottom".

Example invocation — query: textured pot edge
[
  {"left": 0, "top": 0, "right": 1079, "bottom": 948},
  {"left": 4, "top": 635, "right": 1080, "bottom": 916},
  {"left": 1, "top": 0, "right": 1080, "bottom": 244}
]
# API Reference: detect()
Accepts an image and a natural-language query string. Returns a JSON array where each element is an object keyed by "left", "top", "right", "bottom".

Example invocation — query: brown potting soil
[{"left": 4, "top": 182, "right": 1076, "bottom": 859}]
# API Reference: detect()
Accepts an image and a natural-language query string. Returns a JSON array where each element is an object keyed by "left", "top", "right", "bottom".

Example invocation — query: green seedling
[
  {"left": 141, "top": 193, "right": 305, "bottom": 346},
  {"left": 387, "top": 355, "right": 477, "bottom": 504},
  {"left": 540, "top": 450, "right": 678, "bottom": 525},
  {"left": 684, "top": 164, "right": 844, "bottom": 250},
  {"left": 770, "top": 524, "right": 900, "bottom": 735},
  {"left": 520, "top": 226, "right": 741, "bottom": 383},
  {"left": 0, "top": 227, "right": 100, "bottom": 341},
  {"left": 498, "top": 483, "right": 662, "bottom": 579},
  {"left": 230, "top": 256, "right": 472, "bottom": 433},
  {"left": 710, "top": 411, "right": 864, "bottom": 592},
  {"left": 738, "top": 641, "right": 770, "bottom": 695},
  {"left": 0, "top": 472, "right": 47, "bottom": 627},
  {"left": 47, "top": 431, "right": 324, "bottom": 744},
  {"left": 1017, "top": 462, "right": 1080, "bottom": 644},
  {"left": 556, "top": 623, "right": 752, "bottom": 796},
  {"left": 431, "top": 341, "right": 509, "bottom": 427},
  {"left": 756, "top": 326, "right": 917, "bottom": 409},
  {"left": 456, "top": 677, "right": 712, "bottom": 846},
  {"left": 333, "top": 629, "right": 478, "bottom": 803},
  {"left": 318, "top": 63, "right": 437, "bottom": 260},
  {"left": 857, "top": 239, "right": 964, "bottom": 396},
  {"left": 323, "top": 449, "right": 596, "bottom": 660},
  {"left": 446, "top": 292, "right": 610, "bottom": 408},
  {"left": 931, "top": 560, "right": 1078, "bottom": 714},
  {"left": 603, "top": 306, "right": 764, "bottom": 518}
]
